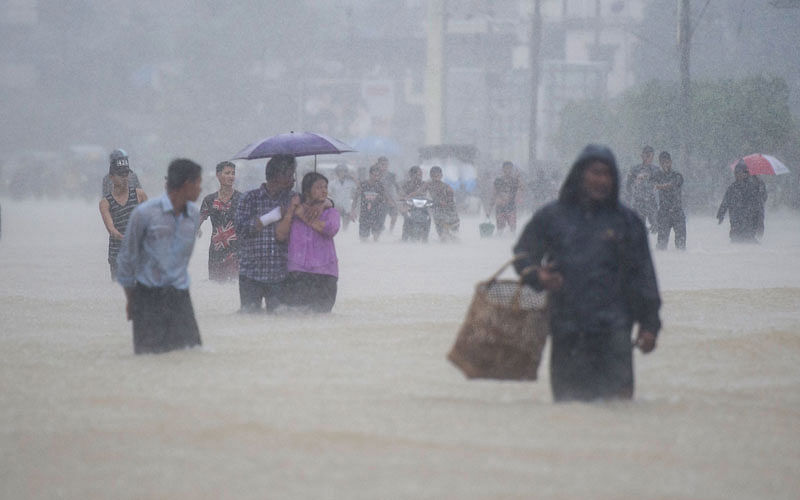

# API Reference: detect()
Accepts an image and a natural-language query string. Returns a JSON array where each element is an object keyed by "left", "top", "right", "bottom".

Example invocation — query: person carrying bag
[{"left": 448, "top": 256, "right": 549, "bottom": 380}]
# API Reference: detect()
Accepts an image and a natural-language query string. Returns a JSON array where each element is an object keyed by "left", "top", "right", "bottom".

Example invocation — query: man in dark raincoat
[
  {"left": 717, "top": 161, "right": 767, "bottom": 243},
  {"left": 513, "top": 144, "right": 662, "bottom": 402}
]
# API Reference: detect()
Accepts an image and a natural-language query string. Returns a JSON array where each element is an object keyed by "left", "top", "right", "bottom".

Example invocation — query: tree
[
  {"left": 631, "top": 1, "right": 800, "bottom": 117},
  {"left": 553, "top": 76, "right": 797, "bottom": 211}
]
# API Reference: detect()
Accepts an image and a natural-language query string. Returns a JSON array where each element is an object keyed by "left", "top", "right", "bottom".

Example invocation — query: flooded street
[{"left": 1, "top": 199, "right": 799, "bottom": 499}]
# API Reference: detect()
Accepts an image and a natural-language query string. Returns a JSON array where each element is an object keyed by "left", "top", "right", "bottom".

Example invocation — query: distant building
[{"left": 419, "top": 0, "right": 649, "bottom": 166}]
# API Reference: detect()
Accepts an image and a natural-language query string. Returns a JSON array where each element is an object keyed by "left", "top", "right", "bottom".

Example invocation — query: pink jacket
[{"left": 287, "top": 207, "right": 340, "bottom": 277}]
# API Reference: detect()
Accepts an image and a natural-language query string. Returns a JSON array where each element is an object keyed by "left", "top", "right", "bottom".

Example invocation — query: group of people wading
[
  {"left": 98, "top": 145, "right": 774, "bottom": 406},
  {"left": 624, "top": 145, "right": 768, "bottom": 248}
]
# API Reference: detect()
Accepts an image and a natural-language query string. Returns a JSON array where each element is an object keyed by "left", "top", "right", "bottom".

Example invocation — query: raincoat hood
[
  {"left": 734, "top": 160, "right": 750, "bottom": 179},
  {"left": 558, "top": 144, "right": 620, "bottom": 207}
]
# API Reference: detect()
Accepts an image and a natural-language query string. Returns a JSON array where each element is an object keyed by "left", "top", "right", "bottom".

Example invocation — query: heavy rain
[{"left": 1, "top": 1, "right": 799, "bottom": 499}]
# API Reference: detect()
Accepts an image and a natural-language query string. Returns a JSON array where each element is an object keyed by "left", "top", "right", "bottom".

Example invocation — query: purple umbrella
[{"left": 232, "top": 131, "right": 355, "bottom": 160}]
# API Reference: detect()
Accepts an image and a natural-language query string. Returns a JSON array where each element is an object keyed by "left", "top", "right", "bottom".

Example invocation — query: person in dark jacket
[
  {"left": 717, "top": 162, "right": 766, "bottom": 243},
  {"left": 652, "top": 151, "right": 686, "bottom": 250},
  {"left": 513, "top": 144, "right": 662, "bottom": 402}
]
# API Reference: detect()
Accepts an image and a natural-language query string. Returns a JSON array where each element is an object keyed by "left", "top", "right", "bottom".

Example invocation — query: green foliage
[
  {"left": 553, "top": 76, "right": 797, "bottom": 210},
  {"left": 557, "top": 76, "right": 796, "bottom": 166},
  {"left": 554, "top": 100, "right": 618, "bottom": 159},
  {"left": 690, "top": 77, "right": 795, "bottom": 162}
]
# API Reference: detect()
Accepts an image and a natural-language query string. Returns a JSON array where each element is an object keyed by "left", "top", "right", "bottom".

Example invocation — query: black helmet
[
  {"left": 109, "top": 149, "right": 129, "bottom": 168},
  {"left": 109, "top": 149, "right": 130, "bottom": 174}
]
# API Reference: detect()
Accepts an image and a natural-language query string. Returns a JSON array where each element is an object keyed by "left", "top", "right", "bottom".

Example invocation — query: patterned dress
[
  {"left": 105, "top": 185, "right": 139, "bottom": 280},
  {"left": 200, "top": 190, "right": 242, "bottom": 281}
]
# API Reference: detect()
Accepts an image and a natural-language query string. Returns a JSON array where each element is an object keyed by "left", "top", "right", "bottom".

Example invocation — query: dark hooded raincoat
[
  {"left": 513, "top": 145, "right": 662, "bottom": 402},
  {"left": 716, "top": 164, "right": 766, "bottom": 242}
]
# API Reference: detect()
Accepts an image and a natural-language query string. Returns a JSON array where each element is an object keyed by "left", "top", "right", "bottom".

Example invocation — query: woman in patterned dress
[{"left": 199, "top": 161, "right": 242, "bottom": 281}]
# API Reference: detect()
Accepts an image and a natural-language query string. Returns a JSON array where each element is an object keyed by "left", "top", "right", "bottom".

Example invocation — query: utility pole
[
  {"left": 528, "top": 0, "right": 542, "bottom": 168},
  {"left": 424, "top": 0, "right": 445, "bottom": 145},
  {"left": 678, "top": 0, "right": 691, "bottom": 171}
]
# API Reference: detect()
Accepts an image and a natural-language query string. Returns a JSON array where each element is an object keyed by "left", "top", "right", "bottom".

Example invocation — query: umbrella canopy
[
  {"left": 350, "top": 136, "right": 402, "bottom": 156},
  {"left": 232, "top": 132, "right": 355, "bottom": 160},
  {"left": 730, "top": 154, "right": 790, "bottom": 175}
]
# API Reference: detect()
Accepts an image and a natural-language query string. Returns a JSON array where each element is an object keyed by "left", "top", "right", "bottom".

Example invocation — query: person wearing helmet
[
  {"left": 102, "top": 149, "right": 142, "bottom": 197},
  {"left": 99, "top": 149, "right": 148, "bottom": 280}
]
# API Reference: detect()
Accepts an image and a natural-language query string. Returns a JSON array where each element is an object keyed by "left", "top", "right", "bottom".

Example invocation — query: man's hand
[
  {"left": 634, "top": 329, "right": 657, "bottom": 353},
  {"left": 536, "top": 264, "right": 563, "bottom": 291},
  {"left": 259, "top": 205, "right": 283, "bottom": 227},
  {"left": 124, "top": 288, "right": 134, "bottom": 321},
  {"left": 305, "top": 203, "right": 323, "bottom": 222}
]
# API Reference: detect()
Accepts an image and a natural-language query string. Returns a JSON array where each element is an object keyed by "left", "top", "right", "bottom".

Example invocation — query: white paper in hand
[{"left": 259, "top": 205, "right": 282, "bottom": 226}]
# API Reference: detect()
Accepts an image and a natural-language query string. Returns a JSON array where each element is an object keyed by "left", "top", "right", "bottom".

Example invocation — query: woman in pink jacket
[{"left": 279, "top": 172, "right": 340, "bottom": 312}]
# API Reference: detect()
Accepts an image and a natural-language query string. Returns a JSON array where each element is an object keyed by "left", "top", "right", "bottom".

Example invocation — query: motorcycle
[{"left": 401, "top": 197, "right": 433, "bottom": 242}]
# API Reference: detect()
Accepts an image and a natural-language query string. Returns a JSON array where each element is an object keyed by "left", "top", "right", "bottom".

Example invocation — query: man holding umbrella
[
  {"left": 235, "top": 155, "right": 299, "bottom": 312},
  {"left": 232, "top": 132, "right": 351, "bottom": 311},
  {"left": 235, "top": 155, "right": 333, "bottom": 312}
]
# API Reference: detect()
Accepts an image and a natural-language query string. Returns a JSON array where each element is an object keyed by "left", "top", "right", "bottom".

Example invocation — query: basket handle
[
  {"left": 487, "top": 254, "right": 527, "bottom": 284},
  {"left": 486, "top": 255, "right": 529, "bottom": 312}
]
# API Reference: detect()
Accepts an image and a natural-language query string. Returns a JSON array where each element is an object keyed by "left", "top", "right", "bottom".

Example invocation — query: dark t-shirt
[
  {"left": 358, "top": 180, "right": 389, "bottom": 218},
  {"left": 651, "top": 169, "right": 684, "bottom": 212}
]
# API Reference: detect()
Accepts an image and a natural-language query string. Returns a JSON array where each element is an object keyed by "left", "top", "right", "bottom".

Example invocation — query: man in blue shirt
[{"left": 116, "top": 159, "right": 204, "bottom": 354}]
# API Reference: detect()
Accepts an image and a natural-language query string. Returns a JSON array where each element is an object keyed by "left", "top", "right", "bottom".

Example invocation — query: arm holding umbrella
[{"left": 275, "top": 195, "right": 300, "bottom": 242}]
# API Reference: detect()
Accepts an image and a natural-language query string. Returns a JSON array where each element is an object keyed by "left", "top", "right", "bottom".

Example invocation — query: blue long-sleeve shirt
[{"left": 116, "top": 194, "right": 200, "bottom": 290}]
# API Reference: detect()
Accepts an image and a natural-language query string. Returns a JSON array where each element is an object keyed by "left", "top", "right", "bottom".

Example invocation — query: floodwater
[{"left": 1, "top": 198, "right": 799, "bottom": 499}]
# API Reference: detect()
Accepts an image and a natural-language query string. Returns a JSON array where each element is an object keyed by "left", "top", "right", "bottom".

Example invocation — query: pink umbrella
[{"left": 730, "top": 154, "right": 790, "bottom": 175}]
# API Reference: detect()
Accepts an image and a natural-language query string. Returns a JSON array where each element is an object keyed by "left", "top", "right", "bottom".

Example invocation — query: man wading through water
[
  {"left": 116, "top": 159, "right": 204, "bottom": 354},
  {"left": 513, "top": 144, "right": 662, "bottom": 402}
]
